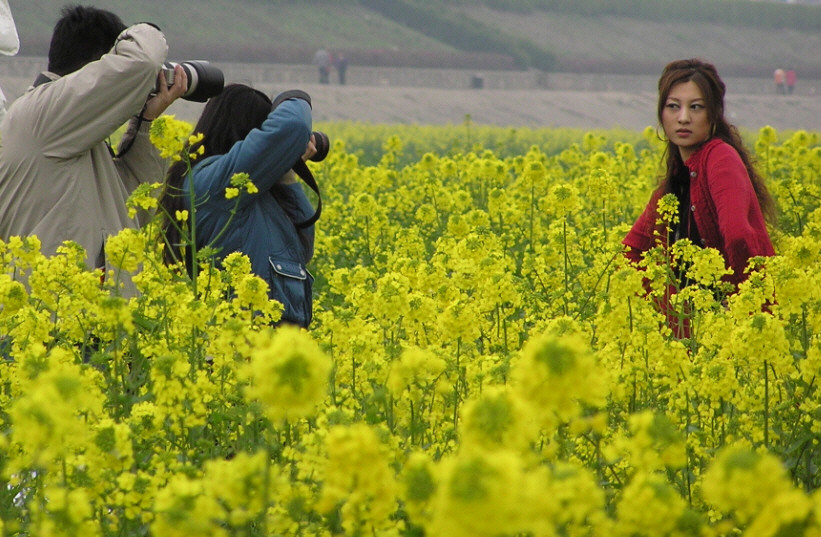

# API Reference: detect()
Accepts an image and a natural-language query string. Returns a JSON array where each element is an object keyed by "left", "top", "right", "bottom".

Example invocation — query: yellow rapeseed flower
[
  {"left": 149, "top": 115, "right": 193, "bottom": 159},
  {"left": 104, "top": 228, "right": 146, "bottom": 272},
  {"left": 319, "top": 423, "right": 398, "bottom": 534},
  {"left": 702, "top": 445, "right": 813, "bottom": 536},
  {"left": 429, "top": 449, "right": 531, "bottom": 537},
  {"left": 511, "top": 331, "right": 608, "bottom": 431},
  {"left": 240, "top": 325, "right": 332, "bottom": 423},
  {"left": 459, "top": 386, "right": 538, "bottom": 454}
]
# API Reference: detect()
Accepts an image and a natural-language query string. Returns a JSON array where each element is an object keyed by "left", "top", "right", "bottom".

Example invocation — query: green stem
[
  {"left": 409, "top": 399, "right": 416, "bottom": 445},
  {"left": 684, "top": 390, "right": 693, "bottom": 505},
  {"left": 529, "top": 182, "right": 535, "bottom": 253},
  {"left": 562, "top": 219, "right": 569, "bottom": 316},
  {"left": 187, "top": 170, "right": 199, "bottom": 296},
  {"left": 351, "top": 353, "right": 357, "bottom": 412},
  {"left": 764, "top": 360, "right": 770, "bottom": 448},
  {"left": 452, "top": 371, "right": 459, "bottom": 429}
]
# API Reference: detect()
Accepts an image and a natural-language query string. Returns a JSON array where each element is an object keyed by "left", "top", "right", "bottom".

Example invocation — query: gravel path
[
  {"left": 4, "top": 69, "right": 819, "bottom": 132},
  {"left": 166, "top": 83, "right": 821, "bottom": 133}
]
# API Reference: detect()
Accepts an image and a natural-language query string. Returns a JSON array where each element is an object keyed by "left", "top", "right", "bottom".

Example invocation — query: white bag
[
  {"left": 0, "top": 0, "right": 19, "bottom": 56},
  {"left": 0, "top": 86, "right": 6, "bottom": 123}
]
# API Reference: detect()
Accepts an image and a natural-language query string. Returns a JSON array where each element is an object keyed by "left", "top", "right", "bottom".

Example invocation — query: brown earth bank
[
  {"left": 165, "top": 83, "right": 821, "bottom": 133},
  {"left": 3, "top": 60, "right": 820, "bottom": 133}
]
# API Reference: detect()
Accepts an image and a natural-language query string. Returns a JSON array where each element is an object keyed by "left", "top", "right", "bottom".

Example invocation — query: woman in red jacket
[{"left": 623, "top": 59, "right": 776, "bottom": 335}]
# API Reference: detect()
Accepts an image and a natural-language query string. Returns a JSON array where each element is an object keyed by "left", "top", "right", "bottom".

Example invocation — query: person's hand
[
  {"left": 141, "top": 64, "right": 188, "bottom": 121},
  {"left": 280, "top": 136, "right": 318, "bottom": 185},
  {"left": 301, "top": 133, "right": 317, "bottom": 161}
]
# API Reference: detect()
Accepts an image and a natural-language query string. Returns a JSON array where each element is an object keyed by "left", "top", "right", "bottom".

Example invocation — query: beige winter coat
[{"left": 0, "top": 23, "right": 168, "bottom": 268}]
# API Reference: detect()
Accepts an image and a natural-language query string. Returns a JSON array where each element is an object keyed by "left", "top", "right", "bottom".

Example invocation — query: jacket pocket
[{"left": 268, "top": 257, "right": 314, "bottom": 328}]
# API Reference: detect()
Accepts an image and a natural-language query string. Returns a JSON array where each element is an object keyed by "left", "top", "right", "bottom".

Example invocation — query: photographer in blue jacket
[{"left": 159, "top": 84, "right": 321, "bottom": 328}]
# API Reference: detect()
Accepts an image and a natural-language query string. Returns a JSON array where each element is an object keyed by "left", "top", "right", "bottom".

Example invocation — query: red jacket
[{"left": 623, "top": 138, "right": 774, "bottom": 287}]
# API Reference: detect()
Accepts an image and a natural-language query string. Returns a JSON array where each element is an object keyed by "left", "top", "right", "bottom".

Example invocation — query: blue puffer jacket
[{"left": 183, "top": 97, "right": 316, "bottom": 327}]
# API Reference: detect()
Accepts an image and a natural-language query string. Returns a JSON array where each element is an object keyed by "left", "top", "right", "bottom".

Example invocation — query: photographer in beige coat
[{"left": 0, "top": 5, "right": 187, "bottom": 272}]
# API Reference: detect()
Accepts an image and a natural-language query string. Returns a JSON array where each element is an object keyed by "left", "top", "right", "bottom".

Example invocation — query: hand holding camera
[
  {"left": 271, "top": 89, "right": 330, "bottom": 162},
  {"left": 159, "top": 60, "right": 225, "bottom": 103},
  {"left": 142, "top": 64, "right": 188, "bottom": 121},
  {"left": 143, "top": 60, "right": 225, "bottom": 121}
]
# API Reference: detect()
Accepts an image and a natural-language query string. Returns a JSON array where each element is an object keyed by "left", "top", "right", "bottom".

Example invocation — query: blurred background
[{"left": 2, "top": 0, "right": 820, "bottom": 130}]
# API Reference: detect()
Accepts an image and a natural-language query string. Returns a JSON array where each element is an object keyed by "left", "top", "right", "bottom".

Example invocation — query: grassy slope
[
  {"left": 10, "top": 0, "right": 458, "bottom": 60},
  {"left": 452, "top": 5, "right": 821, "bottom": 76},
  {"left": 9, "top": 0, "right": 821, "bottom": 75}
]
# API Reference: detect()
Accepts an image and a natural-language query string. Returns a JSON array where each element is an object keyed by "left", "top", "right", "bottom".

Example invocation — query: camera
[
  {"left": 311, "top": 131, "right": 330, "bottom": 162},
  {"left": 271, "top": 89, "right": 330, "bottom": 162},
  {"left": 268, "top": 90, "right": 325, "bottom": 229},
  {"left": 159, "top": 60, "right": 224, "bottom": 102}
]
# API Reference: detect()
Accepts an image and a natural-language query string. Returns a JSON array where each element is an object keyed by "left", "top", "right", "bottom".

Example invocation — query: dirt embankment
[
  {"left": 3, "top": 60, "right": 820, "bottom": 132},
  {"left": 165, "top": 82, "right": 821, "bottom": 133}
]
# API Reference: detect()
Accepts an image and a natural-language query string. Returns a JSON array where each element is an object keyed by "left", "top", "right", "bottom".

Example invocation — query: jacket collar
[
  {"left": 683, "top": 137, "right": 723, "bottom": 169},
  {"left": 31, "top": 71, "right": 59, "bottom": 89}
]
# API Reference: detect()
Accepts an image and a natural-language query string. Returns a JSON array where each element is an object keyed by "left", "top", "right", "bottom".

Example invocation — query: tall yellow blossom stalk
[{"left": 0, "top": 123, "right": 820, "bottom": 537}]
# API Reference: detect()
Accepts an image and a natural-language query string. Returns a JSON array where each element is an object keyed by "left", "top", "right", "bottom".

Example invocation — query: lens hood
[{"left": 179, "top": 60, "right": 224, "bottom": 102}]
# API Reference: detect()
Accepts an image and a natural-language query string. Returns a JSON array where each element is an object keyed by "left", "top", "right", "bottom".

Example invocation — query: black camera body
[
  {"left": 160, "top": 60, "right": 224, "bottom": 102},
  {"left": 310, "top": 131, "right": 330, "bottom": 162}
]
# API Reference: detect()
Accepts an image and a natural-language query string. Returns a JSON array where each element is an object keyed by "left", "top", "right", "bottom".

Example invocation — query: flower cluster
[{"left": 1, "top": 123, "right": 820, "bottom": 536}]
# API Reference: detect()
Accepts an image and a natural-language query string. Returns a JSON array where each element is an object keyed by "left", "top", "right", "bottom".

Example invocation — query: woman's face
[{"left": 661, "top": 80, "right": 711, "bottom": 161}]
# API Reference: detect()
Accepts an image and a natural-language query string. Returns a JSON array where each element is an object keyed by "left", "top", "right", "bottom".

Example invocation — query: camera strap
[
  {"left": 32, "top": 73, "right": 52, "bottom": 88},
  {"left": 291, "top": 159, "right": 322, "bottom": 229}
]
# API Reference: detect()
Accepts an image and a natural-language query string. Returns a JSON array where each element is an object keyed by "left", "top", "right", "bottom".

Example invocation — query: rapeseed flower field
[{"left": 1, "top": 118, "right": 820, "bottom": 536}]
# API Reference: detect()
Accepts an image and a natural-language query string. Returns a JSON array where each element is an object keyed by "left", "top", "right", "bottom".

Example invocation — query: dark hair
[
  {"left": 158, "top": 83, "right": 272, "bottom": 265},
  {"left": 47, "top": 5, "right": 127, "bottom": 76},
  {"left": 656, "top": 58, "right": 776, "bottom": 224}
]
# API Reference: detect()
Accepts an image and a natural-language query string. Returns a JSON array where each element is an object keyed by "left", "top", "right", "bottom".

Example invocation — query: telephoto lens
[
  {"left": 161, "top": 60, "right": 224, "bottom": 102},
  {"left": 311, "top": 131, "right": 330, "bottom": 162}
]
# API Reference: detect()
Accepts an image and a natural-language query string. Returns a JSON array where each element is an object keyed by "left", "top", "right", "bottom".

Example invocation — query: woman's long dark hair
[
  {"left": 158, "top": 84, "right": 272, "bottom": 265},
  {"left": 656, "top": 58, "right": 776, "bottom": 225}
]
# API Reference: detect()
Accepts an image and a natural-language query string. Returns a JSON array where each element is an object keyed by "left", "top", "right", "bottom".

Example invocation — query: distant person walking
[
  {"left": 786, "top": 68, "right": 797, "bottom": 94},
  {"left": 773, "top": 68, "right": 786, "bottom": 95},
  {"left": 313, "top": 47, "right": 331, "bottom": 84},
  {"left": 335, "top": 53, "right": 348, "bottom": 85}
]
